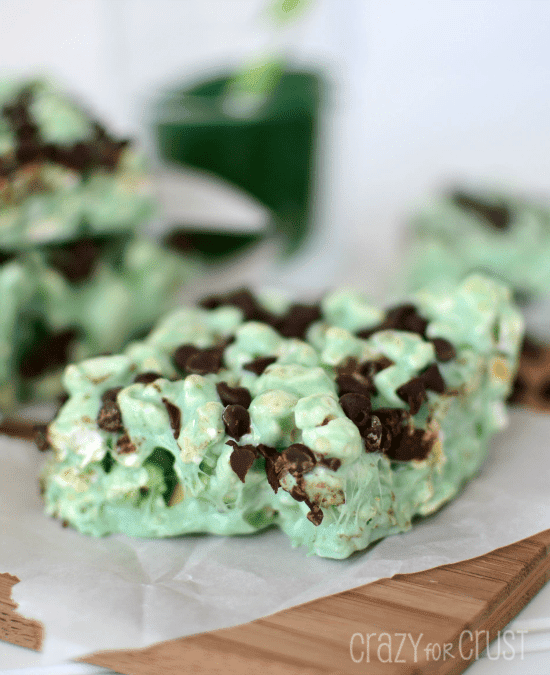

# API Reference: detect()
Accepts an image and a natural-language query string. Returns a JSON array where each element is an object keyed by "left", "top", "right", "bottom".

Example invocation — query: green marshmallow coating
[{"left": 41, "top": 275, "right": 523, "bottom": 558}]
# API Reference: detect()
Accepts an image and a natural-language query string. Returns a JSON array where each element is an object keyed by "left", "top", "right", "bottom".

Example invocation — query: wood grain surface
[
  {"left": 76, "top": 529, "right": 550, "bottom": 675},
  {"left": 0, "top": 574, "right": 43, "bottom": 651}
]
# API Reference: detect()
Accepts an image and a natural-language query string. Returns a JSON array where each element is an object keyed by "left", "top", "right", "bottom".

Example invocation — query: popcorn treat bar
[
  {"left": 402, "top": 187, "right": 550, "bottom": 304},
  {"left": 0, "top": 79, "right": 152, "bottom": 249},
  {"left": 0, "top": 234, "right": 197, "bottom": 414},
  {"left": 41, "top": 276, "right": 522, "bottom": 558}
]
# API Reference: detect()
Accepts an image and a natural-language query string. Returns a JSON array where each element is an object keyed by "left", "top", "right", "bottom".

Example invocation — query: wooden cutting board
[{"left": 1, "top": 529, "right": 549, "bottom": 674}]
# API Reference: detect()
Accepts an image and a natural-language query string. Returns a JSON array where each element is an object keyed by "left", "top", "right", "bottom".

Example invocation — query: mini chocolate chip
[
  {"left": 452, "top": 191, "right": 510, "bottom": 230},
  {"left": 97, "top": 400, "right": 123, "bottom": 432},
  {"left": 336, "top": 373, "right": 374, "bottom": 398},
  {"left": 357, "top": 304, "right": 428, "bottom": 339},
  {"left": 276, "top": 303, "right": 322, "bottom": 340},
  {"left": 421, "top": 363, "right": 446, "bottom": 394},
  {"left": 307, "top": 504, "right": 324, "bottom": 526},
  {"left": 116, "top": 432, "right": 136, "bottom": 454},
  {"left": 134, "top": 371, "right": 163, "bottom": 385},
  {"left": 363, "top": 415, "right": 383, "bottom": 451},
  {"left": 339, "top": 393, "right": 372, "bottom": 431},
  {"left": 163, "top": 229, "right": 194, "bottom": 253},
  {"left": 162, "top": 398, "right": 181, "bottom": 438},
  {"left": 216, "top": 381, "right": 252, "bottom": 408},
  {"left": 0, "top": 249, "right": 15, "bottom": 265},
  {"left": 385, "top": 427, "right": 432, "bottom": 462},
  {"left": 226, "top": 440, "right": 258, "bottom": 482},
  {"left": 101, "top": 387, "right": 122, "bottom": 404},
  {"left": 539, "top": 381, "right": 550, "bottom": 402},
  {"left": 431, "top": 337, "right": 456, "bottom": 362},
  {"left": 200, "top": 289, "right": 258, "bottom": 320},
  {"left": 186, "top": 346, "right": 225, "bottom": 375},
  {"left": 257, "top": 444, "right": 281, "bottom": 492},
  {"left": 387, "top": 304, "right": 428, "bottom": 335},
  {"left": 173, "top": 344, "right": 200, "bottom": 372},
  {"left": 318, "top": 456, "right": 342, "bottom": 472},
  {"left": 62, "top": 520, "right": 69, "bottom": 528},
  {"left": 508, "top": 376, "right": 526, "bottom": 404},
  {"left": 223, "top": 404, "right": 251, "bottom": 440},
  {"left": 19, "top": 328, "right": 79, "bottom": 379},
  {"left": 243, "top": 355, "right": 277, "bottom": 375},
  {"left": 139, "top": 486, "right": 150, "bottom": 495},
  {"left": 522, "top": 336, "right": 545, "bottom": 360},
  {"left": 374, "top": 408, "right": 405, "bottom": 434},
  {"left": 33, "top": 424, "right": 50, "bottom": 452},
  {"left": 47, "top": 237, "right": 105, "bottom": 283},
  {"left": 359, "top": 357, "right": 393, "bottom": 378},
  {"left": 276, "top": 444, "right": 316, "bottom": 477},
  {"left": 396, "top": 377, "right": 427, "bottom": 415}
]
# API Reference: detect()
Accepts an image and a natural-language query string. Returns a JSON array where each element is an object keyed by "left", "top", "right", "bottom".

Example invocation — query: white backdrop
[{"left": 1, "top": 0, "right": 549, "bottom": 294}]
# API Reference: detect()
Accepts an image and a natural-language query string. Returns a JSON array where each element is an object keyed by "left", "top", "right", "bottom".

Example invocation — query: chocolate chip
[
  {"left": 276, "top": 303, "right": 322, "bottom": 340},
  {"left": 421, "top": 363, "right": 446, "bottom": 394},
  {"left": 373, "top": 408, "right": 406, "bottom": 452},
  {"left": 275, "top": 444, "right": 316, "bottom": 478},
  {"left": 216, "top": 381, "right": 252, "bottom": 409},
  {"left": 243, "top": 355, "right": 277, "bottom": 376},
  {"left": 163, "top": 229, "right": 194, "bottom": 253},
  {"left": 257, "top": 444, "right": 281, "bottom": 492},
  {"left": 47, "top": 238, "right": 105, "bottom": 283},
  {"left": 539, "top": 381, "right": 550, "bottom": 402},
  {"left": 318, "top": 456, "right": 341, "bottom": 472},
  {"left": 339, "top": 393, "right": 372, "bottom": 431},
  {"left": 431, "top": 337, "right": 456, "bottom": 362},
  {"left": 116, "top": 432, "right": 137, "bottom": 454},
  {"left": 363, "top": 415, "right": 383, "bottom": 451},
  {"left": 97, "top": 400, "right": 123, "bottom": 432},
  {"left": 396, "top": 377, "right": 427, "bottom": 415},
  {"left": 33, "top": 424, "right": 50, "bottom": 452},
  {"left": 223, "top": 404, "right": 251, "bottom": 440},
  {"left": 508, "top": 376, "right": 526, "bottom": 404},
  {"left": 101, "top": 387, "right": 123, "bottom": 404},
  {"left": 452, "top": 191, "right": 510, "bottom": 230},
  {"left": 226, "top": 440, "right": 258, "bottom": 482},
  {"left": 186, "top": 346, "right": 225, "bottom": 375},
  {"left": 173, "top": 344, "right": 200, "bottom": 372},
  {"left": 139, "top": 486, "right": 149, "bottom": 495},
  {"left": 19, "top": 327, "right": 79, "bottom": 379},
  {"left": 522, "top": 336, "right": 545, "bottom": 360},
  {"left": 359, "top": 357, "right": 393, "bottom": 378},
  {"left": 375, "top": 408, "right": 405, "bottom": 434},
  {"left": 162, "top": 398, "right": 181, "bottom": 438},
  {"left": 134, "top": 372, "right": 163, "bottom": 385},
  {"left": 307, "top": 504, "right": 324, "bottom": 526},
  {"left": 290, "top": 484, "right": 308, "bottom": 502},
  {"left": 336, "top": 373, "right": 374, "bottom": 398},
  {"left": 357, "top": 304, "right": 428, "bottom": 339},
  {"left": 200, "top": 289, "right": 265, "bottom": 322},
  {"left": 385, "top": 427, "right": 433, "bottom": 462}
]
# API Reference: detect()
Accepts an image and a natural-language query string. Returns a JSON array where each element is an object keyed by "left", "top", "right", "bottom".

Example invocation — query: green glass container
[{"left": 155, "top": 70, "right": 322, "bottom": 258}]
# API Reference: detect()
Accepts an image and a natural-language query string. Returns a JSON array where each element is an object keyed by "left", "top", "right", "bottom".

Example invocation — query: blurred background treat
[
  {"left": 1, "top": 0, "right": 550, "bottom": 417},
  {"left": 0, "top": 78, "right": 198, "bottom": 418}
]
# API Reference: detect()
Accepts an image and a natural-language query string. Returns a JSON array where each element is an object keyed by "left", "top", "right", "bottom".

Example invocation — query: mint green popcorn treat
[
  {"left": 0, "top": 234, "right": 198, "bottom": 415},
  {"left": 0, "top": 78, "right": 201, "bottom": 416},
  {"left": 41, "top": 277, "right": 522, "bottom": 558},
  {"left": 0, "top": 79, "right": 152, "bottom": 249},
  {"left": 401, "top": 188, "right": 550, "bottom": 304}
]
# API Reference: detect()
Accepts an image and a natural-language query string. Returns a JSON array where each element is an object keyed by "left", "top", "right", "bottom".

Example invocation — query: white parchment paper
[{"left": 1, "top": 408, "right": 549, "bottom": 667}]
